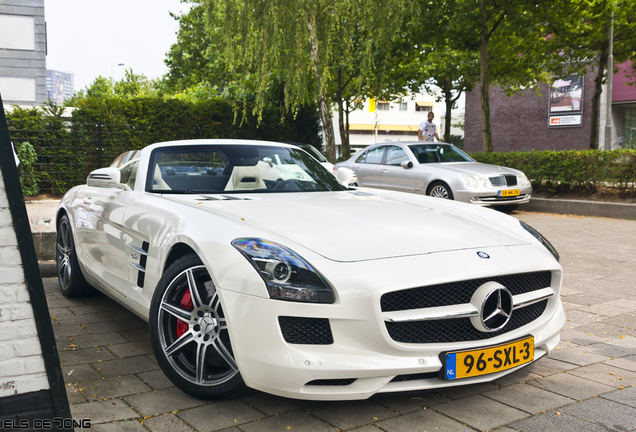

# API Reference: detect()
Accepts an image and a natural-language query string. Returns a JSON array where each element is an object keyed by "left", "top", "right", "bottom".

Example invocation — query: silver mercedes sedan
[{"left": 335, "top": 142, "right": 532, "bottom": 210}]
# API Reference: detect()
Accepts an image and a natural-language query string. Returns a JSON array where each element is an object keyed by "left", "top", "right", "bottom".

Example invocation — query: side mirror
[
  {"left": 401, "top": 161, "right": 414, "bottom": 169},
  {"left": 87, "top": 167, "right": 127, "bottom": 189},
  {"left": 336, "top": 167, "right": 356, "bottom": 186}
]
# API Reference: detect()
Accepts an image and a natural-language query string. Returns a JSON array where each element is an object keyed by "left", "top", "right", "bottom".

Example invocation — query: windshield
[
  {"left": 299, "top": 145, "right": 328, "bottom": 163},
  {"left": 408, "top": 144, "right": 474, "bottom": 164},
  {"left": 147, "top": 145, "right": 346, "bottom": 194}
]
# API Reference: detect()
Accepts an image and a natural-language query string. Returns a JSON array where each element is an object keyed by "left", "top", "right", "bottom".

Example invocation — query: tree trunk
[
  {"left": 308, "top": 15, "right": 337, "bottom": 162},
  {"left": 479, "top": 0, "right": 493, "bottom": 152},
  {"left": 590, "top": 42, "right": 609, "bottom": 150},
  {"left": 443, "top": 76, "right": 453, "bottom": 143},
  {"left": 336, "top": 69, "right": 350, "bottom": 160}
]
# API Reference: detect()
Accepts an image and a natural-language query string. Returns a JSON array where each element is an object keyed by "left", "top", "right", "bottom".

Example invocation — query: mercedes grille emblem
[{"left": 481, "top": 287, "right": 513, "bottom": 331}]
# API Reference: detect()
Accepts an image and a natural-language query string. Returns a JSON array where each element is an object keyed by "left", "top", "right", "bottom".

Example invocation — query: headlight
[
  {"left": 520, "top": 221, "right": 560, "bottom": 262},
  {"left": 460, "top": 174, "right": 479, "bottom": 188},
  {"left": 232, "top": 238, "right": 335, "bottom": 303},
  {"left": 518, "top": 172, "right": 531, "bottom": 187}
]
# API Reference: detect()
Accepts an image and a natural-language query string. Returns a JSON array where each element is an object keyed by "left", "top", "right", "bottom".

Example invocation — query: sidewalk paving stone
[
  {"left": 546, "top": 346, "right": 613, "bottom": 366},
  {"left": 375, "top": 408, "right": 473, "bottom": 432},
  {"left": 602, "top": 386, "right": 636, "bottom": 408},
  {"left": 78, "top": 375, "right": 152, "bottom": 401},
  {"left": 122, "top": 387, "right": 206, "bottom": 417},
  {"left": 370, "top": 391, "right": 449, "bottom": 413},
  {"left": 70, "top": 398, "right": 140, "bottom": 424},
  {"left": 559, "top": 396, "right": 636, "bottom": 431},
  {"left": 91, "top": 420, "right": 146, "bottom": 432},
  {"left": 137, "top": 369, "right": 175, "bottom": 391},
  {"left": 483, "top": 383, "right": 573, "bottom": 414},
  {"left": 567, "top": 362, "right": 636, "bottom": 388},
  {"left": 604, "top": 354, "right": 636, "bottom": 372},
  {"left": 144, "top": 414, "right": 195, "bottom": 432},
  {"left": 237, "top": 410, "right": 337, "bottom": 432},
  {"left": 96, "top": 355, "right": 159, "bottom": 378},
  {"left": 177, "top": 399, "right": 264, "bottom": 431},
  {"left": 434, "top": 394, "right": 528, "bottom": 431},
  {"left": 238, "top": 391, "right": 314, "bottom": 415},
  {"left": 510, "top": 410, "right": 610, "bottom": 432},
  {"left": 527, "top": 372, "right": 615, "bottom": 400},
  {"left": 62, "top": 364, "right": 102, "bottom": 382},
  {"left": 308, "top": 399, "right": 397, "bottom": 430},
  {"left": 107, "top": 340, "right": 154, "bottom": 358},
  {"left": 58, "top": 346, "right": 116, "bottom": 366}
]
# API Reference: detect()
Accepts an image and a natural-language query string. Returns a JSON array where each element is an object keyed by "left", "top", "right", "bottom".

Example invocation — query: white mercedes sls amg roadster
[{"left": 56, "top": 140, "right": 565, "bottom": 400}]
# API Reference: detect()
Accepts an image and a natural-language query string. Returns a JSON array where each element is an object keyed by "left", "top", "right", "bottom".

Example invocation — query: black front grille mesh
[
  {"left": 386, "top": 300, "right": 548, "bottom": 344},
  {"left": 279, "top": 316, "right": 333, "bottom": 345},
  {"left": 381, "top": 271, "right": 551, "bottom": 312},
  {"left": 489, "top": 174, "right": 518, "bottom": 187}
]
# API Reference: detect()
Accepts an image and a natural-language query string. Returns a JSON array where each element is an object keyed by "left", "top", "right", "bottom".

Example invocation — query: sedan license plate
[
  {"left": 443, "top": 336, "right": 534, "bottom": 380},
  {"left": 499, "top": 189, "right": 520, "bottom": 197}
]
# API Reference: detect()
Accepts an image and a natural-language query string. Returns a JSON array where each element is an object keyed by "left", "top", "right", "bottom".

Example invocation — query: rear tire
[
  {"left": 56, "top": 214, "right": 92, "bottom": 297},
  {"left": 149, "top": 253, "right": 245, "bottom": 399}
]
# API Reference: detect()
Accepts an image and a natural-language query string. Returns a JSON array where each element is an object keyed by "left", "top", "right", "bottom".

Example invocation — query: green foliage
[
  {"left": 5, "top": 97, "right": 320, "bottom": 194},
  {"left": 472, "top": 149, "right": 636, "bottom": 197},
  {"left": 15, "top": 141, "right": 39, "bottom": 196}
]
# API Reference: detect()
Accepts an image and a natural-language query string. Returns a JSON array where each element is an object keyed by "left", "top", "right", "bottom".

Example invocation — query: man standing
[{"left": 418, "top": 111, "right": 440, "bottom": 142}]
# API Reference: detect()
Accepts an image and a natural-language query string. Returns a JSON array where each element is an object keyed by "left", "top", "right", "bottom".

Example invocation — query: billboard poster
[{"left": 549, "top": 75, "right": 583, "bottom": 127}]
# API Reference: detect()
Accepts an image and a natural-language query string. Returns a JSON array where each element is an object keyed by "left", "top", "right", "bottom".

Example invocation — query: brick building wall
[
  {"left": 0, "top": 170, "right": 49, "bottom": 398},
  {"left": 464, "top": 73, "right": 596, "bottom": 153}
]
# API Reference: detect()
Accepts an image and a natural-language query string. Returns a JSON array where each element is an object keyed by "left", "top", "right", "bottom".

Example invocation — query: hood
[
  {"left": 167, "top": 191, "right": 527, "bottom": 262},
  {"left": 421, "top": 162, "right": 521, "bottom": 177}
]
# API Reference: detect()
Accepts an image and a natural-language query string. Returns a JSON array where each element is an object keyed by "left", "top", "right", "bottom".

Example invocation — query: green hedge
[
  {"left": 7, "top": 97, "right": 320, "bottom": 195},
  {"left": 472, "top": 149, "right": 636, "bottom": 197}
]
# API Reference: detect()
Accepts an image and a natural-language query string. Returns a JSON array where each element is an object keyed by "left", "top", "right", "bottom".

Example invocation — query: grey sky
[{"left": 45, "top": 0, "right": 191, "bottom": 92}]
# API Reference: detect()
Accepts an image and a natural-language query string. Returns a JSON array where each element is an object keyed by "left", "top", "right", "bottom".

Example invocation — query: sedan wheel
[
  {"left": 56, "top": 215, "right": 91, "bottom": 297},
  {"left": 428, "top": 182, "right": 454, "bottom": 200},
  {"left": 149, "top": 254, "right": 244, "bottom": 399}
]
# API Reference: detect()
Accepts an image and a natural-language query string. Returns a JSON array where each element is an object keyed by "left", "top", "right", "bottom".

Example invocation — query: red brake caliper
[{"left": 176, "top": 290, "right": 192, "bottom": 338}]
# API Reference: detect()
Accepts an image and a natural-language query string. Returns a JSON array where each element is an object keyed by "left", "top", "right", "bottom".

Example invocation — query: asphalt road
[{"left": 43, "top": 211, "right": 636, "bottom": 431}]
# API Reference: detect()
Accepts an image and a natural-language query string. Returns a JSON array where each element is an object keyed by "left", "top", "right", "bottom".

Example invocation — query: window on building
[
  {"left": 415, "top": 103, "right": 432, "bottom": 112},
  {"left": 377, "top": 102, "right": 390, "bottom": 111},
  {"left": 399, "top": 102, "right": 408, "bottom": 111}
]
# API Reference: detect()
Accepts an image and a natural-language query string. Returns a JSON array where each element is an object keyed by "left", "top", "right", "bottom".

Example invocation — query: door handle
[
  {"left": 381, "top": 169, "right": 388, "bottom": 173},
  {"left": 354, "top": 167, "right": 362, "bottom": 172}
]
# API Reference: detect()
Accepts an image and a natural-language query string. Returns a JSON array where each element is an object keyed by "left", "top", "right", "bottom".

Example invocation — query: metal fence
[{"left": 10, "top": 123, "right": 202, "bottom": 195}]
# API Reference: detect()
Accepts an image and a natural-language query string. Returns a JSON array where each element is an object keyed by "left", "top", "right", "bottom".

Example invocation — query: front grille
[
  {"left": 278, "top": 316, "right": 333, "bottom": 345},
  {"left": 385, "top": 300, "right": 548, "bottom": 344},
  {"left": 306, "top": 378, "right": 357, "bottom": 386},
  {"left": 489, "top": 174, "right": 518, "bottom": 187},
  {"left": 381, "top": 271, "right": 551, "bottom": 312}
]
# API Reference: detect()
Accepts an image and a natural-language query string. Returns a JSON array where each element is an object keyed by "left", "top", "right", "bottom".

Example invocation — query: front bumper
[
  {"left": 454, "top": 187, "right": 533, "bottom": 206},
  {"left": 218, "top": 245, "right": 565, "bottom": 400}
]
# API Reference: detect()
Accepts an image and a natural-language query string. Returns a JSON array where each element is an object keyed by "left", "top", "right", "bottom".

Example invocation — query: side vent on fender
[{"left": 129, "top": 241, "right": 149, "bottom": 288}]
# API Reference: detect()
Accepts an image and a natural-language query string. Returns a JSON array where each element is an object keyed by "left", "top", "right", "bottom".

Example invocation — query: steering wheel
[{"left": 273, "top": 179, "right": 299, "bottom": 191}]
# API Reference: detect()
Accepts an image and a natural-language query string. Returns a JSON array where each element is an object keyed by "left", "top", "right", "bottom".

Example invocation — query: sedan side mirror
[
  {"left": 401, "top": 161, "right": 414, "bottom": 169},
  {"left": 87, "top": 167, "right": 129, "bottom": 190}
]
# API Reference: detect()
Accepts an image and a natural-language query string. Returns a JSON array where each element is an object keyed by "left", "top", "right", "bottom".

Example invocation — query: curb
[{"left": 524, "top": 197, "right": 636, "bottom": 220}]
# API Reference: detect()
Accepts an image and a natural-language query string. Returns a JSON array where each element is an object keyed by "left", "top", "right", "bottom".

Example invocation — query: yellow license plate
[
  {"left": 499, "top": 189, "right": 520, "bottom": 197},
  {"left": 443, "top": 336, "right": 534, "bottom": 380}
]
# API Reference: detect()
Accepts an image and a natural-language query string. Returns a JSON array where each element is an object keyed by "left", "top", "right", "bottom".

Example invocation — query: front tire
[
  {"left": 149, "top": 254, "right": 244, "bottom": 399},
  {"left": 56, "top": 214, "right": 92, "bottom": 297},
  {"left": 428, "top": 181, "right": 454, "bottom": 200}
]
